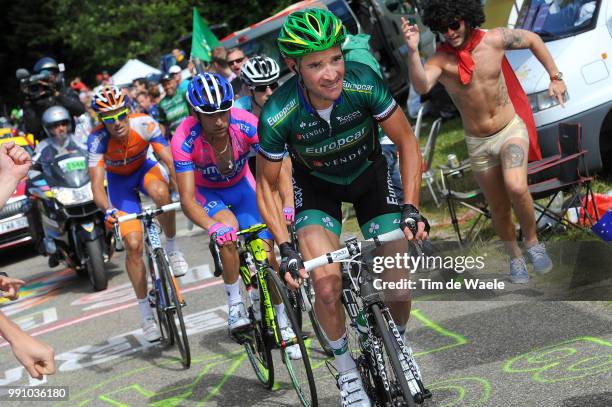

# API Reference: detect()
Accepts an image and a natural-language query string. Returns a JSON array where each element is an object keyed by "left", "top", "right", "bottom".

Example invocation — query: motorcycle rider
[{"left": 26, "top": 106, "right": 86, "bottom": 265}]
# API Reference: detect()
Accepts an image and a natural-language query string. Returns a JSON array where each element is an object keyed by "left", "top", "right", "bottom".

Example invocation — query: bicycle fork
[{"left": 383, "top": 308, "right": 431, "bottom": 403}]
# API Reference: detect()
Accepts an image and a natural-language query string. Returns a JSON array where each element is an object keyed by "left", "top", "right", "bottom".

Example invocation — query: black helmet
[{"left": 34, "top": 57, "right": 59, "bottom": 73}]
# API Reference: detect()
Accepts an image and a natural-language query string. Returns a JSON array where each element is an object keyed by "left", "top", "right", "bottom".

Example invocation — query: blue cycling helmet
[{"left": 186, "top": 73, "right": 234, "bottom": 114}]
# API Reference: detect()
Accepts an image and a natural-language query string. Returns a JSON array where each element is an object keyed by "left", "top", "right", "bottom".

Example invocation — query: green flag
[{"left": 191, "top": 7, "right": 221, "bottom": 62}]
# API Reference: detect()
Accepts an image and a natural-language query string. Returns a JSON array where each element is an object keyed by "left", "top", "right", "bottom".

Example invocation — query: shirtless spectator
[{"left": 403, "top": 0, "right": 563, "bottom": 283}]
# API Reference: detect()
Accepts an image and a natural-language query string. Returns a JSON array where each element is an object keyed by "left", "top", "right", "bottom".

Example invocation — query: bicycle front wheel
[
  {"left": 267, "top": 267, "right": 318, "bottom": 407},
  {"left": 157, "top": 250, "right": 191, "bottom": 368},
  {"left": 240, "top": 276, "right": 274, "bottom": 388},
  {"left": 371, "top": 303, "right": 416, "bottom": 407},
  {"left": 150, "top": 256, "right": 173, "bottom": 347}
]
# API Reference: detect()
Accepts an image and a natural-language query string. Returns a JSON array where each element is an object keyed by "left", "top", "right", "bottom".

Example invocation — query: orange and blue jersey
[
  {"left": 86, "top": 113, "right": 170, "bottom": 238},
  {"left": 87, "top": 113, "right": 168, "bottom": 175},
  {"left": 171, "top": 107, "right": 259, "bottom": 188}
]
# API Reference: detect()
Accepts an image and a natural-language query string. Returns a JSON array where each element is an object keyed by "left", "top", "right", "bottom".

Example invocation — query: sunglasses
[
  {"left": 51, "top": 120, "right": 70, "bottom": 128},
  {"left": 253, "top": 82, "right": 279, "bottom": 93},
  {"left": 100, "top": 108, "right": 129, "bottom": 124},
  {"left": 194, "top": 100, "right": 233, "bottom": 114},
  {"left": 227, "top": 57, "right": 245, "bottom": 66},
  {"left": 436, "top": 19, "right": 462, "bottom": 34}
]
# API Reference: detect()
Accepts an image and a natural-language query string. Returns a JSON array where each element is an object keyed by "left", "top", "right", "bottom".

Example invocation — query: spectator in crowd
[
  {"left": 226, "top": 47, "right": 249, "bottom": 98},
  {"left": 169, "top": 66, "right": 182, "bottom": 84},
  {"left": 210, "top": 46, "right": 235, "bottom": 82},
  {"left": 169, "top": 65, "right": 190, "bottom": 95},
  {"left": 93, "top": 71, "right": 111, "bottom": 93},
  {"left": 132, "top": 78, "right": 148, "bottom": 94},
  {"left": 147, "top": 81, "right": 162, "bottom": 105},
  {"left": 172, "top": 48, "right": 189, "bottom": 69},
  {"left": 70, "top": 77, "right": 90, "bottom": 93},
  {"left": 136, "top": 91, "right": 162, "bottom": 123},
  {"left": 158, "top": 73, "right": 189, "bottom": 138}
]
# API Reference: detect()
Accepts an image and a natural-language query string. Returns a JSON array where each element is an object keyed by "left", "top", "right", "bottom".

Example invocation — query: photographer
[{"left": 19, "top": 57, "right": 85, "bottom": 140}]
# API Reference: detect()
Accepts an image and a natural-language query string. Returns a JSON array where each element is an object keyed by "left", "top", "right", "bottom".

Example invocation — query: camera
[{"left": 16, "top": 68, "right": 56, "bottom": 100}]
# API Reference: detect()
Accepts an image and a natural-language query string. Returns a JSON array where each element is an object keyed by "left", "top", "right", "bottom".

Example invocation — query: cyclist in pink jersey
[{"left": 172, "top": 73, "right": 301, "bottom": 359}]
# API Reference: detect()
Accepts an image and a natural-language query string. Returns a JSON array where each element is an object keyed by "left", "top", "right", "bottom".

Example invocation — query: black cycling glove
[
  {"left": 279, "top": 242, "right": 304, "bottom": 283},
  {"left": 401, "top": 204, "right": 431, "bottom": 236}
]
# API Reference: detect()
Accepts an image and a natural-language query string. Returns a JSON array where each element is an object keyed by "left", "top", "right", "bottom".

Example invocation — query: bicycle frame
[{"left": 237, "top": 226, "right": 281, "bottom": 346}]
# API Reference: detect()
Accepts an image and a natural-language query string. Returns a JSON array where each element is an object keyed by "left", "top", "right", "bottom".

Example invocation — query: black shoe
[{"left": 48, "top": 255, "right": 59, "bottom": 268}]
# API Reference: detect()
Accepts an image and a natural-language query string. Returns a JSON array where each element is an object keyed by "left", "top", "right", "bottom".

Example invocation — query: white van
[{"left": 504, "top": 0, "right": 612, "bottom": 173}]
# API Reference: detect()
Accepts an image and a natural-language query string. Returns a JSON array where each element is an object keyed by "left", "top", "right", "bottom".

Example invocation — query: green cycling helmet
[{"left": 278, "top": 8, "right": 346, "bottom": 58}]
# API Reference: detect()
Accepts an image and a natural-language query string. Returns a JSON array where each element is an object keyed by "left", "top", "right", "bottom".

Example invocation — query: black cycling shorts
[{"left": 293, "top": 155, "right": 402, "bottom": 239}]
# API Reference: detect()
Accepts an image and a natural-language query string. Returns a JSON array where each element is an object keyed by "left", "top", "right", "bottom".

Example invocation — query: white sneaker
[
  {"left": 141, "top": 316, "right": 161, "bottom": 342},
  {"left": 338, "top": 368, "right": 371, "bottom": 407},
  {"left": 168, "top": 251, "right": 189, "bottom": 277},
  {"left": 281, "top": 326, "right": 302, "bottom": 359},
  {"left": 228, "top": 302, "right": 251, "bottom": 333}
]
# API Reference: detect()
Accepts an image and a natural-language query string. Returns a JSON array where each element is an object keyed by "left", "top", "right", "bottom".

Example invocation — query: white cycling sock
[
  {"left": 164, "top": 236, "right": 178, "bottom": 253},
  {"left": 274, "top": 303, "right": 288, "bottom": 329},
  {"left": 138, "top": 298, "right": 153, "bottom": 319},
  {"left": 329, "top": 332, "right": 356, "bottom": 374},
  {"left": 225, "top": 281, "right": 242, "bottom": 306}
]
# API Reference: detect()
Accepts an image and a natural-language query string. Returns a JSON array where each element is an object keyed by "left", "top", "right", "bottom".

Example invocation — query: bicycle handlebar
[
  {"left": 113, "top": 201, "right": 182, "bottom": 252},
  {"left": 116, "top": 201, "right": 182, "bottom": 224},
  {"left": 303, "top": 228, "right": 405, "bottom": 272}
]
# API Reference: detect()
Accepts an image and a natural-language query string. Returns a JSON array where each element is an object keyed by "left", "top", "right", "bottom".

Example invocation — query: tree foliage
[{"left": 0, "top": 0, "right": 294, "bottom": 108}]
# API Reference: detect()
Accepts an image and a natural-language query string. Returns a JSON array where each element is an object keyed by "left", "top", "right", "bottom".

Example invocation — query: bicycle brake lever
[
  {"left": 113, "top": 223, "right": 124, "bottom": 252},
  {"left": 209, "top": 236, "right": 224, "bottom": 277}
]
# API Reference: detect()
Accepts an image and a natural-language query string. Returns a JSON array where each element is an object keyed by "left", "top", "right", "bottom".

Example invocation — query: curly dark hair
[{"left": 422, "top": 0, "right": 485, "bottom": 32}]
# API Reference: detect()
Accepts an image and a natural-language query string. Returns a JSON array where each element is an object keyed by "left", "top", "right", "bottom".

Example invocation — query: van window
[
  {"left": 327, "top": 0, "right": 359, "bottom": 34},
  {"left": 383, "top": 0, "right": 411, "bottom": 14},
  {"left": 237, "top": 29, "right": 290, "bottom": 76},
  {"left": 516, "top": 0, "right": 601, "bottom": 40}
]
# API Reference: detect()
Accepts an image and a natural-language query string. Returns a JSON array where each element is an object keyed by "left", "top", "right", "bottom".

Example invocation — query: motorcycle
[{"left": 27, "top": 150, "right": 112, "bottom": 291}]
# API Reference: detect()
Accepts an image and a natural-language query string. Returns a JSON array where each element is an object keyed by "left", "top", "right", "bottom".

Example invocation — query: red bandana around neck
[
  {"left": 438, "top": 28, "right": 542, "bottom": 161},
  {"left": 439, "top": 29, "right": 486, "bottom": 85}
]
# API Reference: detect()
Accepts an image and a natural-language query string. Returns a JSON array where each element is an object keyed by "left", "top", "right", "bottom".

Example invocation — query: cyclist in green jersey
[{"left": 256, "top": 9, "right": 429, "bottom": 406}]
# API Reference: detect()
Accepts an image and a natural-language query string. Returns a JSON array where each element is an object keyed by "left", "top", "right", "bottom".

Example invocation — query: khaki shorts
[{"left": 465, "top": 115, "right": 529, "bottom": 172}]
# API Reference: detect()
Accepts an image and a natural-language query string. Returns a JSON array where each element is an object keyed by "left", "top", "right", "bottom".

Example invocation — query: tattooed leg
[{"left": 500, "top": 139, "right": 538, "bottom": 244}]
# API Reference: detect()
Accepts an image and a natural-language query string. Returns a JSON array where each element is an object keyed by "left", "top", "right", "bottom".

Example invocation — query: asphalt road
[{"left": 0, "top": 212, "right": 611, "bottom": 407}]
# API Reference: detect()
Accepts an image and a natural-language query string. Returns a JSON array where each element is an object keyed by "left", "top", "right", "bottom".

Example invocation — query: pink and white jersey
[{"left": 171, "top": 107, "right": 259, "bottom": 188}]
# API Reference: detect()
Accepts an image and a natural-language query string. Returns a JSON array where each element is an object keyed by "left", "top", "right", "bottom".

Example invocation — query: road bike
[
  {"left": 115, "top": 201, "right": 191, "bottom": 368},
  {"left": 302, "top": 228, "right": 432, "bottom": 406},
  {"left": 209, "top": 223, "right": 318, "bottom": 406}
]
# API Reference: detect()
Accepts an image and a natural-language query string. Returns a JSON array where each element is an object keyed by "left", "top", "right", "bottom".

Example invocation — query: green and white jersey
[
  {"left": 258, "top": 61, "right": 398, "bottom": 185},
  {"left": 159, "top": 91, "right": 189, "bottom": 135}
]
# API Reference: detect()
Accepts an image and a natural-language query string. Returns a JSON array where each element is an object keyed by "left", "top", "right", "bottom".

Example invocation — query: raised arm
[
  {"left": 490, "top": 27, "right": 567, "bottom": 106},
  {"left": 402, "top": 17, "right": 443, "bottom": 94}
]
